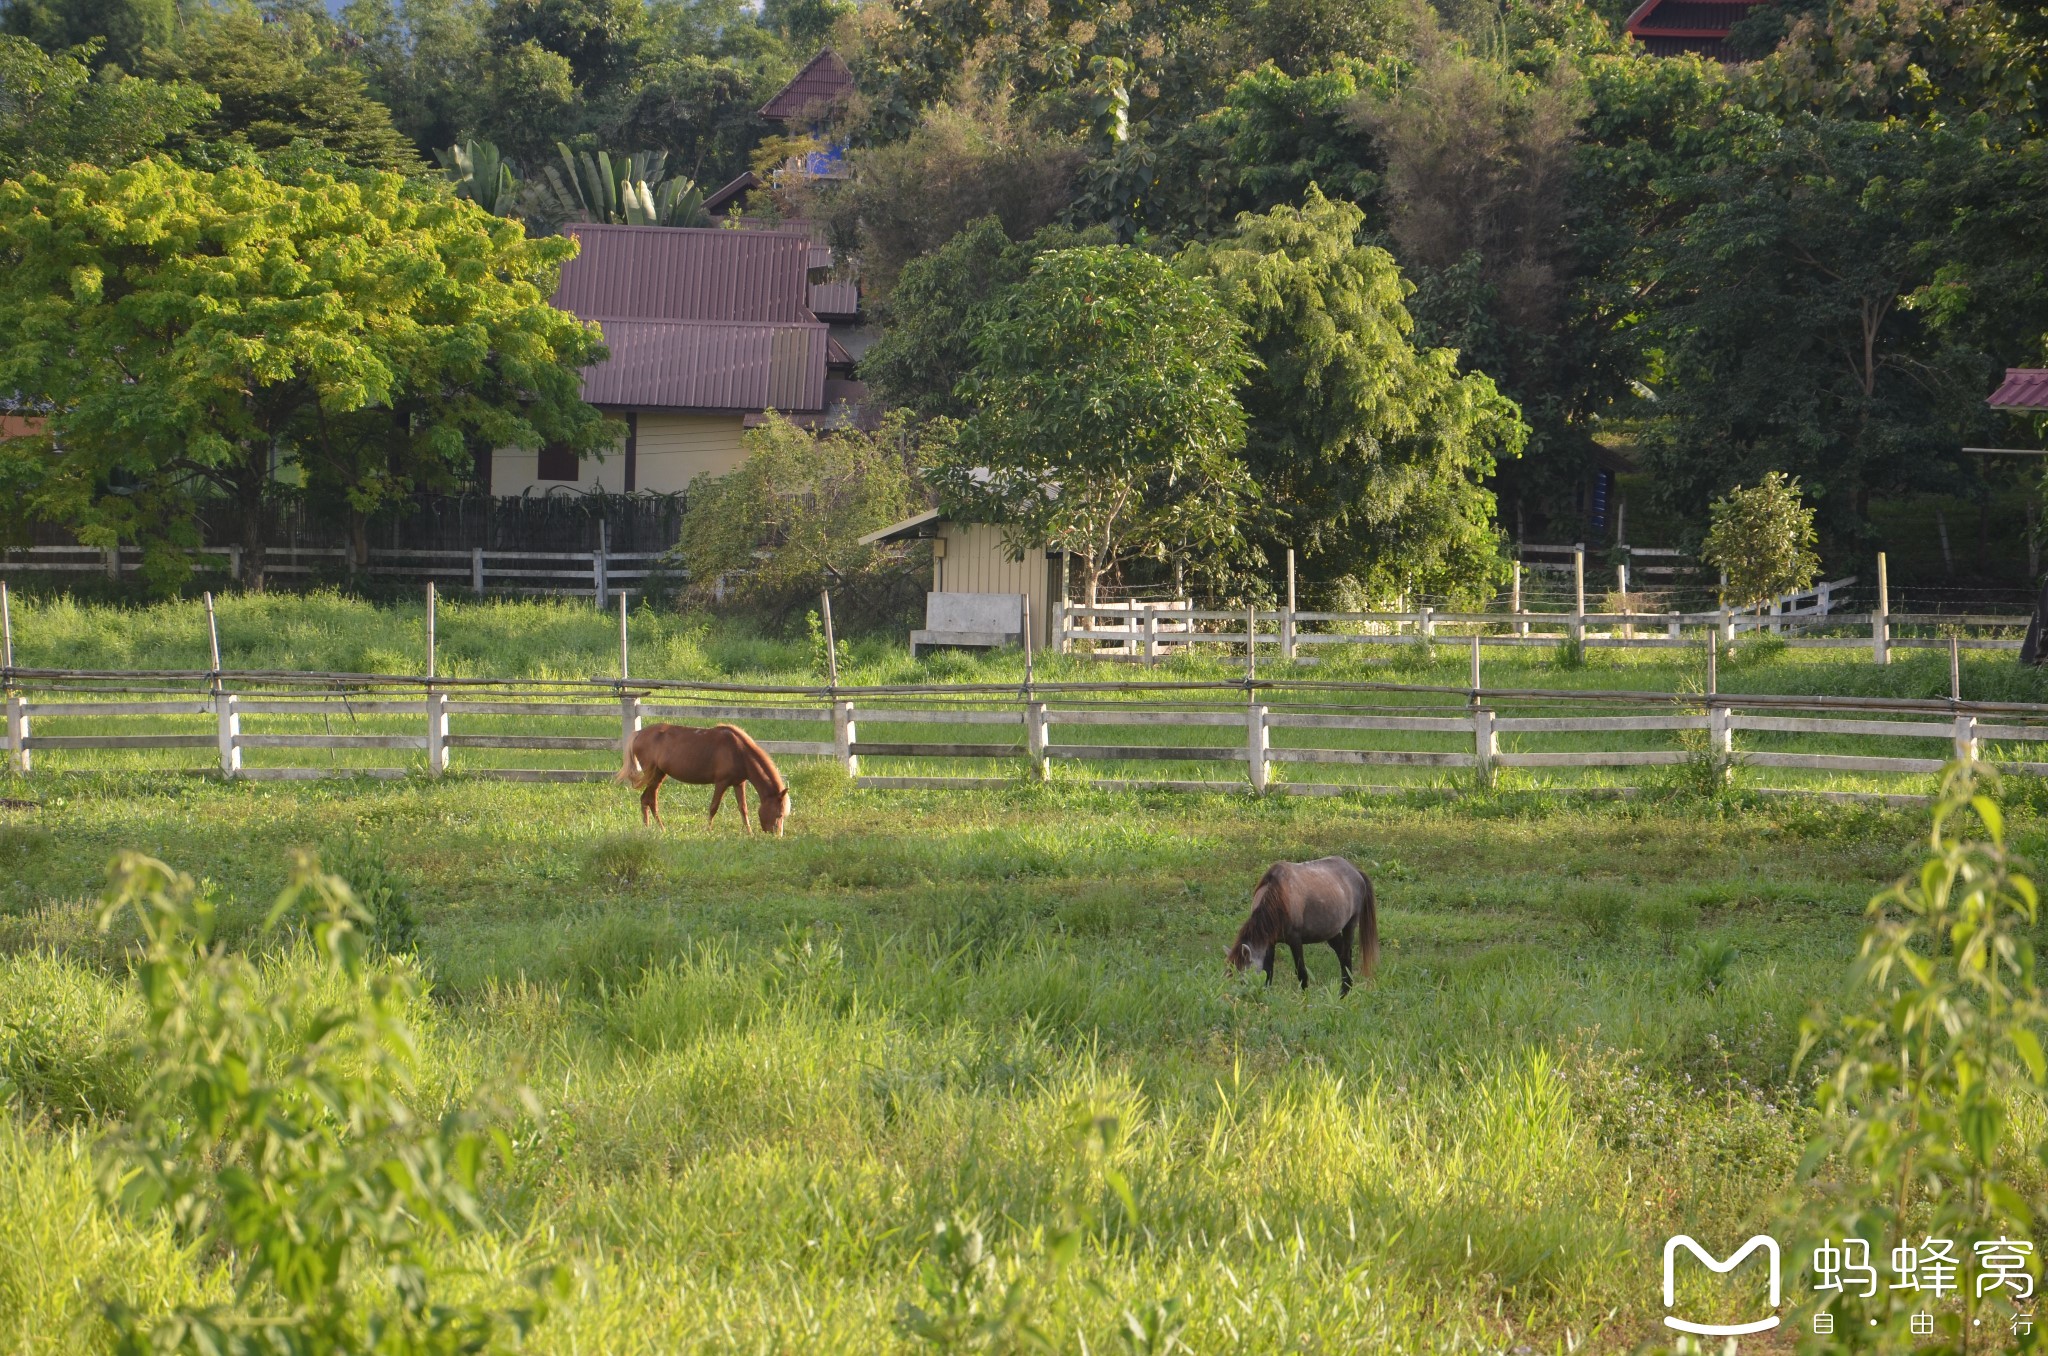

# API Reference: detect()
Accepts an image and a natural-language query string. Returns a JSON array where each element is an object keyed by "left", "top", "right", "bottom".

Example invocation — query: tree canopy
[
  {"left": 935, "top": 245, "right": 1254, "bottom": 602},
  {"left": 0, "top": 155, "right": 611, "bottom": 591},
  {"left": 1180, "top": 187, "right": 1526, "bottom": 602}
]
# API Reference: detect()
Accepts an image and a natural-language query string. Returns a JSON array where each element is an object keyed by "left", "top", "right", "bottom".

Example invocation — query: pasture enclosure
[{"left": 6, "top": 651, "right": 2041, "bottom": 802}]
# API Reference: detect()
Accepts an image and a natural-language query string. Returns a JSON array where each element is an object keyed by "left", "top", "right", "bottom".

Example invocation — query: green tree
[
  {"left": 1179, "top": 188, "right": 1526, "bottom": 602},
  {"left": 0, "top": 156, "right": 611, "bottom": 591},
  {"left": 1637, "top": 111, "right": 1995, "bottom": 547},
  {"left": 0, "top": 0, "right": 173, "bottom": 71},
  {"left": 0, "top": 36, "right": 213, "bottom": 178},
  {"left": 672, "top": 411, "right": 929, "bottom": 623},
  {"left": 143, "top": 12, "right": 422, "bottom": 172},
  {"left": 860, "top": 216, "right": 1108, "bottom": 422},
  {"left": 1699, "top": 471, "right": 1821, "bottom": 609},
  {"left": 937, "top": 245, "right": 1254, "bottom": 607}
]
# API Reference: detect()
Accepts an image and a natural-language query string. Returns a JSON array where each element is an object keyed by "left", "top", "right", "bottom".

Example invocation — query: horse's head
[
  {"left": 1227, "top": 938, "right": 1269, "bottom": 974},
  {"left": 760, "top": 785, "right": 791, "bottom": 836}
]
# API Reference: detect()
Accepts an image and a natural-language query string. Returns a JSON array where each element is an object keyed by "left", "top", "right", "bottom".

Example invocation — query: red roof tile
[
  {"left": 760, "top": 50, "right": 853, "bottom": 123},
  {"left": 1988, "top": 368, "right": 2048, "bottom": 411}
]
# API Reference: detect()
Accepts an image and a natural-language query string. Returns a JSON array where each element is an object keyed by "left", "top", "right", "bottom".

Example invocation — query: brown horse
[
  {"left": 1228, "top": 856, "right": 1377, "bottom": 994},
  {"left": 617, "top": 723, "right": 791, "bottom": 834}
]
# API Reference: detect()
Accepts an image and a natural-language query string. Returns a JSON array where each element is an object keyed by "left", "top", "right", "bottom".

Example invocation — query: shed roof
[
  {"left": 859, "top": 508, "right": 943, "bottom": 545},
  {"left": 761, "top": 49, "right": 854, "bottom": 122},
  {"left": 1988, "top": 368, "right": 2048, "bottom": 412}
]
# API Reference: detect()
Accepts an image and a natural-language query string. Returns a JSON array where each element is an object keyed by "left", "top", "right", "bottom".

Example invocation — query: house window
[{"left": 537, "top": 443, "right": 579, "bottom": 481}]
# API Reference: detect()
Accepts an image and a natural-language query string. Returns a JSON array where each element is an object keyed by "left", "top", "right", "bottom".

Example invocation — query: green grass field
[{"left": 2, "top": 596, "right": 2045, "bottom": 1351}]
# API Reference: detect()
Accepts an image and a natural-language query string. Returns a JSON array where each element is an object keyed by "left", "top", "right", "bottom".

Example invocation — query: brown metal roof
[
  {"left": 583, "top": 319, "right": 827, "bottom": 413},
  {"left": 549, "top": 225, "right": 828, "bottom": 413},
  {"left": 701, "top": 170, "right": 760, "bottom": 214},
  {"left": 760, "top": 49, "right": 853, "bottom": 123},
  {"left": 1988, "top": 369, "right": 2048, "bottom": 411},
  {"left": 555, "top": 224, "right": 814, "bottom": 323},
  {"left": 810, "top": 280, "right": 859, "bottom": 320}
]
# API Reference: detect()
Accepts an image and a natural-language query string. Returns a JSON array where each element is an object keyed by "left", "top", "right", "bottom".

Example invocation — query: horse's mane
[
  {"left": 717, "top": 723, "right": 787, "bottom": 794},
  {"left": 1231, "top": 868, "right": 1287, "bottom": 951}
]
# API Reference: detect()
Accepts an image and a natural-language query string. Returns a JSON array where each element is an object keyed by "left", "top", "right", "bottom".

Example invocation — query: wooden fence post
[
  {"left": 1058, "top": 555, "right": 1071, "bottom": 655},
  {"left": 1144, "top": 610, "right": 1159, "bottom": 665},
  {"left": 426, "top": 689, "right": 449, "bottom": 776},
  {"left": 1512, "top": 562, "right": 1527, "bottom": 637},
  {"left": 1572, "top": 546, "right": 1586, "bottom": 644},
  {"left": 425, "top": 582, "right": 437, "bottom": 681},
  {"left": 5, "top": 692, "right": 25, "bottom": 775},
  {"left": 472, "top": 547, "right": 485, "bottom": 596},
  {"left": 1282, "top": 548, "right": 1297, "bottom": 662},
  {"left": 1247, "top": 701, "right": 1269, "bottom": 794},
  {"left": 820, "top": 590, "right": 840, "bottom": 688},
  {"left": 1419, "top": 605, "right": 1434, "bottom": 646},
  {"left": 1710, "top": 703, "right": 1732, "bottom": 757},
  {"left": 1950, "top": 634, "right": 1961, "bottom": 704},
  {"left": 619, "top": 592, "right": 631, "bottom": 681},
  {"left": 1954, "top": 714, "right": 1979, "bottom": 763},
  {"left": 228, "top": 545, "right": 241, "bottom": 584},
  {"left": 1474, "top": 706, "right": 1495, "bottom": 787},
  {"left": 1246, "top": 603, "right": 1257, "bottom": 681},
  {"left": 592, "top": 550, "right": 607, "bottom": 610},
  {"left": 205, "top": 592, "right": 239, "bottom": 778},
  {"left": 1874, "top": 552, "right": 1890, "bottom": 666},
  {"left": 834, "top": 700, "right": 858, "bottom": 777},
  {"left": 621, "top": 692, "right": 641, "bottom": 761},
  {"left": 1026, "top": 700, "right": 1049, "bottom": 780}
]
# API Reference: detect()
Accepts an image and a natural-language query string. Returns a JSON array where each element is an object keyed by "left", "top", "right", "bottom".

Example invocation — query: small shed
[{"left": 860, "top": 509, "right": 1062, "bottom": 653}]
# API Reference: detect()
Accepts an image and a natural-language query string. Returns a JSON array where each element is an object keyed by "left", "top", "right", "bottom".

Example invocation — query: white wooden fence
[
  {"left": 0, "top": 544, "right": 667, "bottom": 606},
  {"left": 5, "top": 668, "right": 2045, "bottom": 804}
]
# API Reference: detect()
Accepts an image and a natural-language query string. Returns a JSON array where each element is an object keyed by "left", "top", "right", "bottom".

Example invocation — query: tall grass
[{"left": 0, "top": 768, "right": 1943, "bottom": 1349}]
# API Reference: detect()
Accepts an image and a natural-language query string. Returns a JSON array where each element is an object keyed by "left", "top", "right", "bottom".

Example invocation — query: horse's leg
[
  {"left": 707, "top": 781, "right": 728, "bottom": 828},
  {"left": 641, "top": 769, "right": 667, "bottom": 827},
  {"left": 1261, "top": 950, "right": 1275, "bottom": 986},
  {"left": 1290, "top": 941, "right": 1310, "bottom": 989},
  {"left": 1333, "top": 925, "right": 1355, "bottom": 997},
  {"left": 735, "top": 780, "right": 750, "bottom": 832}
]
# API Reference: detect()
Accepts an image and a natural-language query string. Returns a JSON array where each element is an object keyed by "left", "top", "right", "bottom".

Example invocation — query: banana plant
[
  {"left": 434, "top": 139, "right": 518, "bottom": 216},
  {"left": 543, "top": 144, "right": 710, "bottom": 228}
]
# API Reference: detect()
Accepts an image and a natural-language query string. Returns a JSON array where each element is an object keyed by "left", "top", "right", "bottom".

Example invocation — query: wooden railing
[
  {"left": 0, "top": 544, "right": 669, "bottom": 606},
  {"left": 5, "top": 667, "right": 2046, "bottom": 805}
]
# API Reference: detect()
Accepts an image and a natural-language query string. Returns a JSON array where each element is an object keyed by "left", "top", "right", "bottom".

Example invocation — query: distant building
[
  {"left": 488, "top": 223, "right": 864, "bottom": 495},
  {"left": 1623, "top": 0, "right": 1771, "bottom": 57},
  {"left": 859, "top": 509, "right": 1063, "bottom": 652},
  {"left": 492, "top": 51, "right": 870, "bottom": 499}
]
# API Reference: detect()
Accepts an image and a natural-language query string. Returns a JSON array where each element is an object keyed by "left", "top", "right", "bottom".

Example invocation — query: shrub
[
  {"left": 1700, "top": 471, "right": 1820, "bottom": 611},
  {"left": 1789, "top": 764, "right": 2048, "bottom": 1341},
  {"left": 671, "top": 411, "right": 933, "bottom": 628},
  {"left": 95, "top": 850, "right": 559, "bottom": 1354}
]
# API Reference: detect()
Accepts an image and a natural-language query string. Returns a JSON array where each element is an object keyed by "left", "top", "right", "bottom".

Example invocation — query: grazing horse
[
  {"left": 617, "top": 723, "right": 791, "bottom": 834},
  {"left": 1228, "top": 856, "right": 1377, "bottom": 994}
]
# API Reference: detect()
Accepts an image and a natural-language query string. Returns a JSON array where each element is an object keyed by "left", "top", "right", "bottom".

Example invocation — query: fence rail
[
  {"left": 1055, "top": 566, "right": 2033, "bottom": 663},
  {"left": 3, "top": 663, "right": 2042, "bottom": 805},
  {"left": 0, "top": 544, "right": 669, "bottom": 605}
]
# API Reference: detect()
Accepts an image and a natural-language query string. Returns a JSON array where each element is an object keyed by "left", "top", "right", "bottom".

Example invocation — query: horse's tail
[
  {"left": 616, "top": 730, "right": 645, "bottom": 788},
  {"left": 1356, "top": 871, "right": 1379, "bottom": 979}
]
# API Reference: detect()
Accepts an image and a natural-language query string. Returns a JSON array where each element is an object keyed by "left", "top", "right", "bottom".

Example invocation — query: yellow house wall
[{"left": 492, "top": 413, "right": 749, "bottom": 496}]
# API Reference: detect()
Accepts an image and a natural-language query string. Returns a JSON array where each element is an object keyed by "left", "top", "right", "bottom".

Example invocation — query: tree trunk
[
  {"left": 1084, "top": 555, "right": 1100, "bottom": 633},
  {"left": 350, "top": 510, "right": 369, "bottom": 572}
]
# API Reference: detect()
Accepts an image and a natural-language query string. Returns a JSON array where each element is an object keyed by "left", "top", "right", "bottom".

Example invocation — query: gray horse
[{"left": 1227, "top": 856, "right": 1378, "bottom": 995}]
